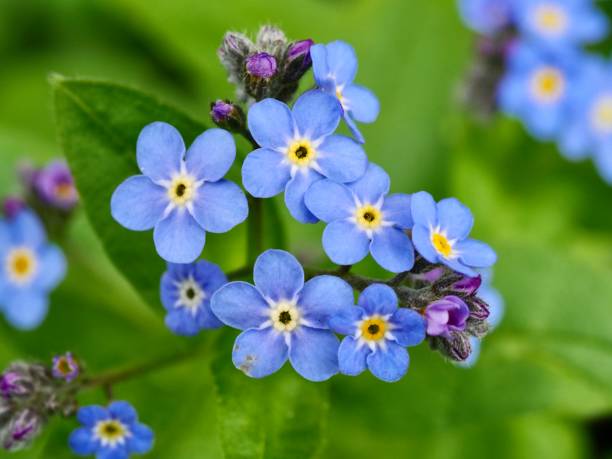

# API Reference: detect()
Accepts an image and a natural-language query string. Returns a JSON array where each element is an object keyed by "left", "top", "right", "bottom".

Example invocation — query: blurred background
[{"left": 1, "top": 0, "right": 612, "bottom": 458}]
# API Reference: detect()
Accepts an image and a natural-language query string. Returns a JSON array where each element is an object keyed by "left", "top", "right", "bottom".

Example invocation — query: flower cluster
[{"left": 458, "top": 0, "right": 612, "bottom": 184}]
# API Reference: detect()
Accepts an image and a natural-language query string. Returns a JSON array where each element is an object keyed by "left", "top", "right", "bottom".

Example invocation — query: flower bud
[
  {"left": 1, "top": 197, "right": 25, "bottom": 219},
  {"left": 465, "top": 296, "right": 490, "bottom": 320},
  {"left": 283, "top": 39, "right": 314, "bottom": 83},
  {"left": 447, "top": 332, "right": 473, "bottom": 361},
  {"left": 424, "top": 296, "right": 470, "bottom": 338},
  {"left": 246, "top": 52, "right": 277, "bottom": 79},
  {"left": 451, "top": 275, "right": 482, "bottom": 295},
  {"left": 1, "top": 409, "right": 43, "bottom": 451},
  {"left": 0, "top": 372, "right": 28, "bottom": 399},
  {"left": 209, "top": 100, "right": 247, "bottom": 133},
  {"left": 256, "top": 25, "right": 287, "bottom": 55}
]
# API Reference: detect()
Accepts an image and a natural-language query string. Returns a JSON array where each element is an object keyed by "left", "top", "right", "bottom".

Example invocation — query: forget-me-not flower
[
  {"left": 242, "top": 90, "right": 367, "bottom": 223},
  {"left": 411, "top": 191, "right": 496, "bottom": 276},
  {"left": 458, "top": 0, "right": 513, "bottom": 35},
  {"left": 111, "top": 123, "right": 248, "bottom": 263},
  {"left": 69, "top": 401, "right": 153, "bottom": 459},
  {"left": 310, "top": 41, "right": 380, "bottom": 143},
  {"left": 211, "top": 249, "right": 353, "bottom": 381},
  {"left": 305, "top": 163, "right": 414, "bottom": 273},
  {"left": 160, "top": 260, "right": 225, "bottom": 336},
  {"left": 0, "top": 209, "right": 66, "bottom": 330},
  {"left": 329, "top": 284, "right": 425, "bottom": 382},
  {"left": 52, "top": 352, "right": 79, "bottom": 382}
]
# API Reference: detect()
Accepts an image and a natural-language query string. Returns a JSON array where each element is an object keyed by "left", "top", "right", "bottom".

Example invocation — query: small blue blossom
[
  {"left": 211, "top": 249, "right": 353, "bottom": 381},
  {"left": 458, "top": 0, "right": 513, "bottom": 35},
  {"left": 160, "top": 261, "right": 226, "bottom": 336},
  {"left": 242, "top": 90, "right": 367, "bottom": 223},
  {"left": 512, "top": 0, "right": 608, "bottom": 50},
  {"left": 498, "top": 42, "right": 578, "bottom": 140},
  {"left": 410, "top": 191, "right": 496, "bottom": 276},
  {"left": 0, "top": 209, "right": 66, "bottom": 330},
  {"left": 111, "top": 123, "right": 248, "bottom": 263},
  {"left": 69, "top": 401, "right": 153, "bottom": 459},
  {"left": 329, "top": 284, "right": 425, "bottom": 382},
  {"left": 310, "top": 41, "right": 380, "bottom": 143},
  {"left": 305, "top": 163, "right": 414, "bottom": 273}
]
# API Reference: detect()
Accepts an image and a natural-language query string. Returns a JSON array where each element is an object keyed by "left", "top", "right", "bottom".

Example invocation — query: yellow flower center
[
  {"left": 56, "top": 357, "right": 72, "bottom": 375},
  {"left": 355, "top": 205, "right": 382, "bottom": 230},
  {"left": 591, "top": 95, "right": 612, "bottom": 133},
  {"left": 270, "top": 301, "right": 300, "bottom": 332},
  {"left": 55, "top": 182, "right": 75, "bottom": 200},
  {"left": 167, "top": 175, "right": 195, "bottom": 206},
  {"left": 530, "top": 67, "right": 565, "bottom": 103},
  {"left": 360, "top": 317, "right": 387, "bottom": 342},
  {"left": 431, "top": 232, "right": 453, "bottom": 258},
  {"left": 534, "top": 4, "right": 567, "bottom": 35},
  {"left": 287, "top": 140, "right": 316, "bottom": 167},
  {"left": 94, "top": 420, "right": 129, "bottom": 447},
  {"left": 6, "top": 248, "right": 37, "bottom": 284}
]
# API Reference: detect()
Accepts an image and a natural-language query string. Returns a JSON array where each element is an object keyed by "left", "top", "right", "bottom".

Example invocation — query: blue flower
[
  {"left": 305, "top": 163, "right": 414, "bottom": 273},
  {"left": 310, "top": 41, "right": 380, "bottom": 143},
  {"left": 512, "top": 0, "right": 608, "bottom": 50},
  {"left": 111, "top": 123, "right": 248, "bottom": 263},
  {"left": 411, "top": 191, "right": 496, "bottom": 276},
  {"left": 458, "top": 0, "right": 513, "bottom": 35},
  {"left": 0, "top": 209, "right": 66, "bottom": 330},
  {"left": 211, "top": 249, "right": 353, "bottom": 381},
  {"left": 242, "top": 90, "right": 367, "bottom": 223},
  {"left": 69, "top": 401, "right": 153, "bottom": 459},
  {"left": 160, "top": 261, "right": 226, "bottom": 336},
  {"left": 498, "top": 42, "right": 578, "bottom": 140},
  {"left": 329, "top": 284, "right": 425, "bottom": 382}
]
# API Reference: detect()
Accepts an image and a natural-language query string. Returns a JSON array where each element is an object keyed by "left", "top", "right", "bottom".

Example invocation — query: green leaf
[
  {"left": 211, "top": 331, "right": 329, "bottom": 459},
  {"left": 51, "top": 75, "right": 206, "bottom": 310}
]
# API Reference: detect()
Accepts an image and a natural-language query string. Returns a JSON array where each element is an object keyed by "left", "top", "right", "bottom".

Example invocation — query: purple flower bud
[
  {"left": 33, "top": 161, "right": 78, "bottom": 210},
  {"left": 2, "top": 410, "right": 42, "bottom": 451},
  {"left": 51, "top": 353, "right": 79, "bottom": 382},
  {"left": 466, "top": 296, "right": 490, "bottom": 321},
  {"left": 447, "top": 333, "right": 472, "bottom": 362},
  {"left": 419, "top": 267, "right": 445, "bottom": 283},
  {"left": 246, "top": 52, "right": 277, "bottom": 79},
  {"left": 452, "top": 275, "right": 482, "bottom": 295},
  {"left": 425, "top": 296, "right": 470, "bottom": 338},
  {"left": 211, "top": 100, "right": 235, "bottom": 123},
  {"left": 0, "top": 372, "right": 25, "bottom": 399},
  {"left": 2, "top": 197, "right": 25, "bottom": 219},
  {"left": 287, "top": 39, "right": 314, "bottom": 64}
]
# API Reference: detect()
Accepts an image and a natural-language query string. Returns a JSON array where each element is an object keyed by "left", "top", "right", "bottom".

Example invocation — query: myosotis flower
[{"left": 52, "top": 353, "right": 79, "bottom": 382}]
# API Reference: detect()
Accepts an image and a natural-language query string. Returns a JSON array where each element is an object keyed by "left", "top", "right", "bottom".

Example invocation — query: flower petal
[
  {"left": 136, "top": 122, "right": 185, "bottom": 182},
  {"left": 324, "top": 41, "right": 358, "bottom": 85},
  {"left": 343, "top": 113, "right": 365, "bottom": 144},
  {"left": 232, "top": 328, "right": 288, "bottom": 378},
  {"left": 35, "top": 244, "right": 66, "bottom": 291},
  {"left": 292, "top": 90, "right": 341, "bottom": 140},
  {"left": 329, "top": 306, "right": 365, "bottom": 335},
  {"left": 437, "top": 198, "right": 473, "bottom": 240},
  {"left": 242, "top": 148, "right": 291, "bottom": 198},
  {"left": 211, "top": 281, "right": 270, "bottom": 330},
  {"left": 316, "top": 135, "right": 368, "bottom": 183},
  {"left": 126, "top": 423, "right": 154, "bottom": 454},
  {"left": 248, "top": 99, "right": 295, "bottom": 150},
  {"left": 358, "top": 284, "right": 397, "bottom": 316},
  {"left": 190, "top": 180, "right": 248, "bottom": 233},
  {"left": 370, "top": 228, "right": 415, "bottom": 273},
  {"left": 10, "top": 210, "right": 46, "bottom": 247},
  {"left": 185, "top": 128, "right": 236, "bottom": 182},
  {"left": 289, "top": 327, "right": 339, "bottom": 381},
  {"left": 366, "top": 341, "right": 409, "bottom": 382},
  {"left": 390, "top": 308, "right": 426, "bottom": 347},
  {"left": 98, "top": 447, "right": 129, "bottom": 459},
  {"left": 194, "top": 260, "right": 227, "bottom": 293},
  {"left": 108, "top": 401, "right": 137, "bottom": 424},
  {"left": 347, "top": 163, "right": 390, "bottom": 204},
  {"left": 338, "top": 336, "right": 370, "bottom": 376},
  {"left": 322, "top": 220, "right": 370, "bottom": 265},
  {"left": 456, "top": 239, "right": 497, "bottom": 268},
  {"left": 298, "top": 275, "right": 354, "bottom": 328},
  {"left": 77, "top": 405, "right": 108, "bottom": 427},
  {"left": 443, "top": 258, "right": 477, "bottom": 277},
  {"left": 381, "top": 193, "right": 413, "bottom": 229},
  {"left": 411, "top": 191, "right": 437, "bottom": 227},
  {"left": 153, "top": 210, "right": 205, "bottom": 263},
  {"left": 411, "top": 224, "right": 438, "bottom": 263},
  {"left": 111, "top": 176, "right": 167, "bottom": 231},
  {"left": 342, "top": 84, "right": 380, "bottom": 123},
  {"left": 284, "top": 171, "right": 322, "bottom": 223},
  {"left": 310, "top": 43, "right": 330, "bottom": 87},
  {"left": 69, "top": 427, "right": 97, "bottom": 455},
  {"left": 254, "top": 249, "right": 304, "bottom": 301},
  {"left": 3, "top": 290, "right": 48, "bottom": 330},
  {"left": 304, "top": 179, "right": 354, "bottom": 223}
]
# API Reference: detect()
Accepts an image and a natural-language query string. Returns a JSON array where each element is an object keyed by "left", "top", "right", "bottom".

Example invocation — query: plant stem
[{"left": 247, "top": 196, "right": 264, "bottom": 264}]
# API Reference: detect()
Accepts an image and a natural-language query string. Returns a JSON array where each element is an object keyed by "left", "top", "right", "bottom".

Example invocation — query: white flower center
[
  {"left": 175, "top": 277, "right": 205, "bottom": 313},
  {"left": 533, "top": 4, "right": 568, "bottom": 36},
  {"left": 93, "top": 419, "right": 131, "bottom": 448},
  {"left": 269, "top": 301, "right": 301, "bottom": 332}
]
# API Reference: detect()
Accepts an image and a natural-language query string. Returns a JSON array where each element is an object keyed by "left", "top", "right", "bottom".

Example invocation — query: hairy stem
[{"left": 247, "top": 196, "right": 264, "bottom": 264}]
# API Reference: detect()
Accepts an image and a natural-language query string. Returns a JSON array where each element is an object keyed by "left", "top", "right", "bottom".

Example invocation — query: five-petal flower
[{"left": 111, "top": 123, "right": 248, "bottom": 263}]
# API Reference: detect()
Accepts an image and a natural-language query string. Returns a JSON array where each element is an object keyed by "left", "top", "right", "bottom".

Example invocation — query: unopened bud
[
  {"left": 2, "top": 197, "right": 25, "bottom": 219},
  {"left": 283, "top": 39, "right": 314, "bottom": 83},
  {"left": 210, "top": 100, "right": 246, "bottom": 133},
  {"left": 246, "top": 52, "right": 277, "bottom": 79},
  {"left": 1, "top": 410, "right": 43, "bottom": 451}
]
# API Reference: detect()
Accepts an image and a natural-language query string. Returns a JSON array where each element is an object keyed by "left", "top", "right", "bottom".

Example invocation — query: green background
[{"left": 1, "top": 0, "right": 612, "bottom": 458}]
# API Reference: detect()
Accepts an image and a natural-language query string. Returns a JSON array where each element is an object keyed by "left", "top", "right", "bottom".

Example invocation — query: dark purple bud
[
  {"left": 2, "top": 410, "right": 42, "bottom": 451},
  {"left": 452, "top": 275, "right": 482, "bottom": 295},
  {"left": 211, "top": 100, "right": 235, "bottom": 123},
  {"left": 2, "top": 197, "right": 25, "bottom": 219},
  {"left": 34, "top": 161, "right": 78, "bottom": 210},
  {"left": 466, "top": 296, "right": 490, "bottom": 321},
  {"left": 209, "top": 100, "right": 246, "bottom": 132},
  {"left": 424, "top": 296, "right": 470, "bottom": 338},
  {"left": 0, "top": 372, "right": 24, "bottom": 399},
  {"left": 246, "top": 52, "right": 277, "bottom": 79},
  {"left": 287, "top": 39, "right": 314, "bottom": 64},
  {"left": 447, "top": 332, "right": 472, "bottom": 361}
]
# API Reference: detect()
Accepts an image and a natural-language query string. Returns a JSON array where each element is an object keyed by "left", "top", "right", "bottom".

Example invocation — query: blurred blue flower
[
  {"left": 512, "top": 0, "right": 608, "bottom": 49},
  {"left": 305, "top": 163, "right": 414, "bottom": 273},
  {"left": 33, "top": 160, "right": 79, "bottom": 211},
  {"left": 424, "top": 295, "right": 470, "bottom": 338},
  {"left": 458, "top": 0, "right": 513, "bottom": 35},
  {"left": 310, "top": 41, "right": 380, "bottom": 143},
  {"left": 329, "top": 284, "right": 425, "bottom": 382},
  {"left": 211, "top": 249, "right": 353, "bottom": 381},
  {"left": 411, "top": 191, "right": 496, "bottom": 276},
  {"left": 69, "top": 401, "right": 153, "bottom": 459},
  {"left": 242, "top": 90, "right": 367, "bottom": 223},
  {"left": 498, "top": 43, "right": 578, "bottom": 140},
  {"left": 0, "top": 209, "right": 66, "bottom": 330},
  {"left": 160, "top": 261, "right": 226, "bottom": 336},
  {"left": 111, "top": 123, "right": 248, "bottom": 263}
]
